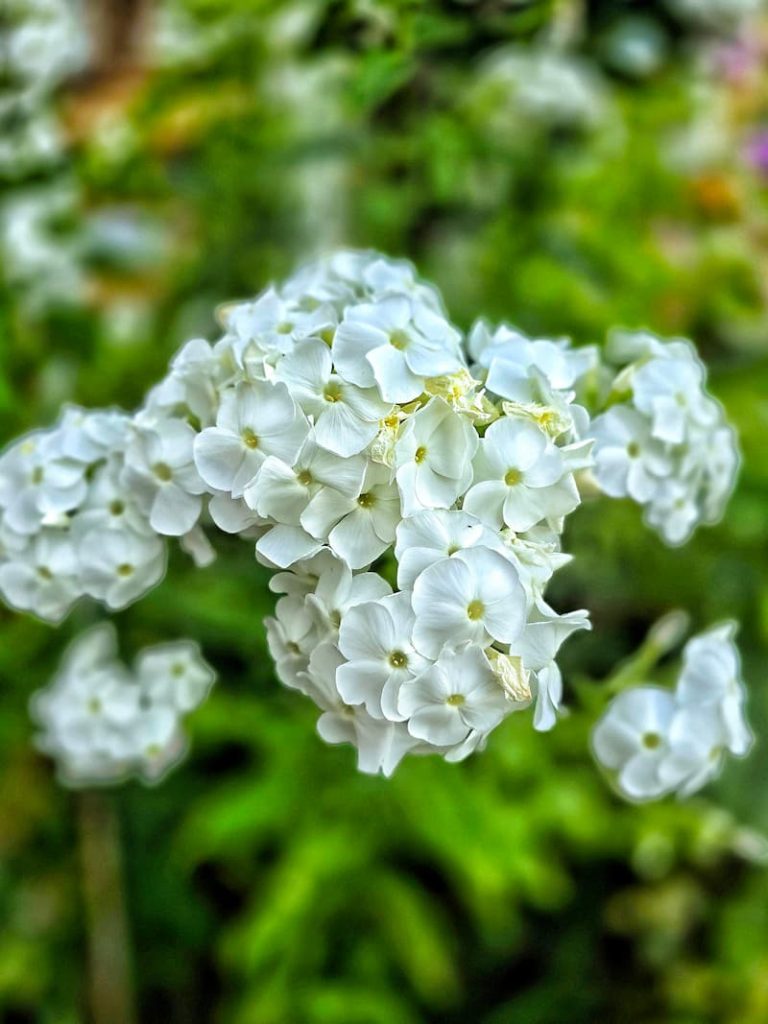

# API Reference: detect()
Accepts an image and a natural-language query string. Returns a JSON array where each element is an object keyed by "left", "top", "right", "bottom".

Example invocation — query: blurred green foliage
[{"left": 2, "top": 1, "right": 768, "bottom": 1022}]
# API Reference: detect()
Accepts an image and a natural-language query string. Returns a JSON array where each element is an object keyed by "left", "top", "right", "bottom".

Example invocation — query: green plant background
[{"left": 2, "top": 2, "right": 768, "bottom": 1022}]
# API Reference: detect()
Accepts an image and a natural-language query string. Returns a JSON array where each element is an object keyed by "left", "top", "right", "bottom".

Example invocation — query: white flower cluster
[
  {"left": 150, "top": 251, "right": 593, "bottom": 775},
  {"left": 0, "top": 408, "right": 176, "bottom": 622},
  {"left": 0, "top": 250, "right": 745, "bottom": 787},
  {"left": 30, "top": 624, "right": 215, "bottom": 786},
  {"left": 592, "top": 623, "right": 752, "bottom": 801},
  {"left": 590, "top": 330, "right": 739, "bottom": 545}
]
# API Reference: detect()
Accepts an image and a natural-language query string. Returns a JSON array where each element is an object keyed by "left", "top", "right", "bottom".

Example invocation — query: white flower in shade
[
  {"left": 676, "top": 623, "right": 752, "bottom": 757},
  {"left": 0, "top": 431, "right": 86, "bottom": 535},
  {"left": 265, "top": 594, "right": 322, "bottom": 690},
  {"left": 76, "top": 458, "right": 153, "bottom": 537},
  {"left": 469, "top": 321, "right": 597, "bottom": 403},
  {"left": 0, "top": 530, "right": 79, "bottom": 622},
  {"left": 510, "top": 604, "right": 591, "bottom": 730},
  {"left": 78, "top": 527, "right": 167, "bottom": 610},
  {"left": 332, "top": 295, "right": 464, "bottom": 404},
  {"left": 700, "top": 425, "right": 739, "bottom": 524},
  {"left": 302, "top": 642, "right": 419, "bottom": 776},
  {"left": 194, "top": 380, "right": 308, "bottom": 497},
  {"left": 146, "top": 338, "right": 219, "bottom": 427},
  {"left": 269, "top": 549, "right": 346, "bottom": 597},
  {"left": 398, "top": 644, "right": 508, "bottom": 746},
  {"left": 244, "top": 432, "right": 366, "bottom": 526},
  {"left": 301, "top": 463, "right": 401, "bottom": 569},
  {"left": 336, "top": 592, "right": 429, "bottom": 720},
  {"left": 275, "top": 340, "right": 391, "bottom": 457},
  {"left": 223, "top": 287, "right": 337, "bottom": 361},
  {"left": 632, "top": 353, "right": 716, "bottom": 445},
  {"left": 656, "top": 706, "right": 732, "bottom": 798},
  {"left": 411, "top": 546, "right": 527, "bottom": 659},
  {"left": 304, "top": 559, "right": 392, "bottom": 634},
  {"left": 122, "top": 420, "right": 206, "bottom": 536},
  {"left": 501, "top": 526, "right": 572, "bottom": 603},
  {"left": 130, "top": 706, "right": 182, "bottom": 778},
  {"left": 135, "top": 641, "right": 215, "bottom": 713},
  {"left": 53, "top": 407, "right": 131, "bottom": 463},
  {"left": 463, "top": 417, "right": 581, "bottom": 532},
  {"left": 394, "top": 398, "right": 477, "bottom": 515},
  {"left": 394, "top": 509, "right": 500, "bottom": 591},
  {"left": 591, "top": 687, "right": 676, "bottom": 801},
  {"left": 254, "top": 524, "right": 324, "bottom": 570},
  {"left": 643, "top": 478, "right": 701, "bottom": 546},
  {"left": 590, "top": 405, "right": 672, "bottom": 503}
]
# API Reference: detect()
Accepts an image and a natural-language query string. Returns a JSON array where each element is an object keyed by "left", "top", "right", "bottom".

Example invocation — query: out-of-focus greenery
[{"left": 2, "top": 2, "right": 768, "bottom": 1022}]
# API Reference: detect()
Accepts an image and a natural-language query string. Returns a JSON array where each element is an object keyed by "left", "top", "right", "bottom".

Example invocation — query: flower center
[
  {"left": 117, "top": 563, "right": 135, "bottom": 577},
  {"left": 389, "top": 329, "right": 409, "bottom": 351},
  {"left": 242, "top": 428, "right": 259, "bottom": 449},
  {"left": 109, "top": 500, "right": 125, "bottom": 516},
  {"left": 171, "top": 662, "right": 185, "bottom": 677},
  {"left": 627, "top": 441, "right": 640, "bottom": 458},
  {"left": 153, "top": 462, "right": 173, "bottom": 482},
  {"left": 504, "top": 468, "right": 522, "bottom": 486},
  {"left": 276, "top": 321, "right": 294, "bottom": 335},
  {"left": 446, "top": 544, "right": 460, "bottom": 555},
  {"left": 446, "top": 693, "right": 465, "bottom": 707},
  {"left": 323, "top": 381, "right": 343, "bottom": 403},
  {"left": 319, "top": 327, "right": 335, "bottom": 346},
  {"left": 286, "top": 641, "right": 301, "bottom": 655},
  {"left": 31, "top": 466, "right": 44, "bottom": 485},
  {"left": 466, "top": 599, "right": 485, "bottom": 621},
  {"left": 414, "top": 445, "right": 428, "bottom": 464},
  {"left": 357, "top": 491, "right": 376, "bottom": 509},
  {"left": 641, "top": 731, "right": 661, "bottom": 750},
  {"left": 37, "top": 566, "right": 53, "bottom": 580},
  {"left": 388, "top": 650, "right": 408, "bottom": 669},
  {"left": 296, "top": 469, "right": 313, "bottom": 486},
  {"left": 87, "top": 697, "right": 102, "bottom": 714}
]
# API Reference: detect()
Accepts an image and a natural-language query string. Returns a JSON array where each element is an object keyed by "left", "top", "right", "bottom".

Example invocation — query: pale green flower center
[
  {"left": 414, "top": 446, "right": 427, "bottom": 464},
  {"left": 31, "top": 466, "right": 44, "bottom": 485},
  {"left": 466, "top": 599, "right": 485, "bottom": 621},
  {"left": 389, "top": 329, "right": 409, "bottom": 351},
  {"left": 323, "top": 381, "right": 342, "bottom": 403},
  {"left": 242, "top": 428, "right": 259, "bottom": 449},
  {"left": 117, "top": 563, "right": 135, "bottom": 577},
  {"left": 357, "top": 491, "right": 376, "bottom": 509},
  {"left": 642, "top": 731, "right": 661, "bottom": 750},
  {"left": 153, "top": 462, "right": 173, "bottom": 482},
  {"left": 446, "top": 693, "right": 465, "bottom": 707},
  {"left": 296, "top": 469, "right": 313, "bottom": 486},
  {"left": 504, "top": 468, "right": 522, "bottom": 486}
]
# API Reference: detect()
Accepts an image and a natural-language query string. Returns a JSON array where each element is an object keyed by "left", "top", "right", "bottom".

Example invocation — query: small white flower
[
  {"left": 411, "top": 545, "right": 527, "bottom": 658},
  {"left": 0, "top": 431, "right": 86, "bottom": 535},
  {"left": 590, "top": 405, "right": 672, "bottom": 503},
  {"left": 303, "top": 642, "right": 419, "bottom": 776},
  {"left": 464, "top": 417, "right": 581, "bottom": 532},
  {"left": 632, "top": 354, "right": 716, "bottom": 445},
  {"left": 676, "top": 623, "right": 752, "bottom": 757},
  {"left": 398, "top": 644, "right": 508, "bottom": 747},
  {"left": 394, "top": 398, "right": 477, "bottom": 515},
  {"left": 332, "top": 295, "right": 464, "bottom": 404},
  {"left": 304, "top": 559, "right": 392, "bottom": 634},
  {"left": 265, "top": 594, "right": 322, "bottom": 690},
  {"left": 591, "top": 686, "right": 677, "bottom": 801},
  {"left": 123, "top": 419, "right": 206, "bottom": 536},
  {"left": 145, "top": 338, "right": 219, "bottom": 427},
  {"left": 78, "top": 526, "right": 167, "bottom": 610},
  {"left": 244, "top": 432, "right": 366, "bottom": 526},
  {"left": 336, "top": 592, "right": 429, "bottom": 720},
  {"left": 194, "top": 380, "right": 308, "bottom": 497},
  {"left": 0, "top": 529, "right": 79, "bottom": 622},
  {"left": 394, "top": 509, "right": 499, "bottom": 591},
  {"left": 275, "top": 339, "right": 391, "bottom": 457},
  {"left": 135, "top": 641, "right": 215, "bottom": 713},
  {"left": 301, "top": 463, "right": 401, "bottom": 569}
]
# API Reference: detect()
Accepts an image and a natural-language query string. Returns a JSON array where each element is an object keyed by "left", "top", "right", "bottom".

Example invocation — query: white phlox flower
[
  {"left": 336, "top": 592, "right": 429, "bottom": 720},
  {"left": 394, "top": 509, "right": 500, "bottom": 591},
  {"left": 275, "top": 339, "right": 392, "bottom": 457},
  {"left": 394, "top": 397, "right": 477, "bottom": 515},
  {"left": 463, "top": 417, "right": 583, "bottom": 532},
  {"left": 411, "top": 545, "right": 527, "bottom": 658},
  {"left": 194, "top": 380, "right": 308, "bottom": 497},
  {"left": 333, "top": 295, "right": 465, "bottom": 404}
]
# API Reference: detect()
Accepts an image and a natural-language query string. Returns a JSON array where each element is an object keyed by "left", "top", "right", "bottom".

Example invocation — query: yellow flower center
[
  {"left": 446, "top": 693, "right": 465, "bottom": 707},
  {"left": 388, "top": 650, "right": 408, "bottom": 669},
  {"left": 414, "top": 446, "right": 427, "bottom": 464},
  {"left": 504, "top": 468, "right": 523, "bottom": 486},
  {"left": 242, "top": 429, "right": 259, "bottom": 449},
  {"left": 466, "top": 599, "right": 485, "bottom": 621}
]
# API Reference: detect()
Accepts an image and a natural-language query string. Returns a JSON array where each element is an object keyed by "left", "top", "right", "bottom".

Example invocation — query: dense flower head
[
  {"left": 30, "top": 625, "right": 215, "bottom": 786},
  {"left": 589, "top": 329, "right": 740, "bottom": 545},
  {"left": 0, "top": 250, "right": 745, "bottom": 787},
  {"left": 591, "top": 622, "right": 752, "bottom": 801}
]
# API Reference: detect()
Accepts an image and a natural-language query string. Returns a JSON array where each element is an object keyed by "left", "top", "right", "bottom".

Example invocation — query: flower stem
[{"left": 77, "top": 789, "right": 137, "bottom": 1024}]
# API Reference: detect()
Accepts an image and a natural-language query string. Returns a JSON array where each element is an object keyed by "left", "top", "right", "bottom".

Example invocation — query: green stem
[{"left": 77, "top": 789, "right": 137, "bottom": 1024}]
